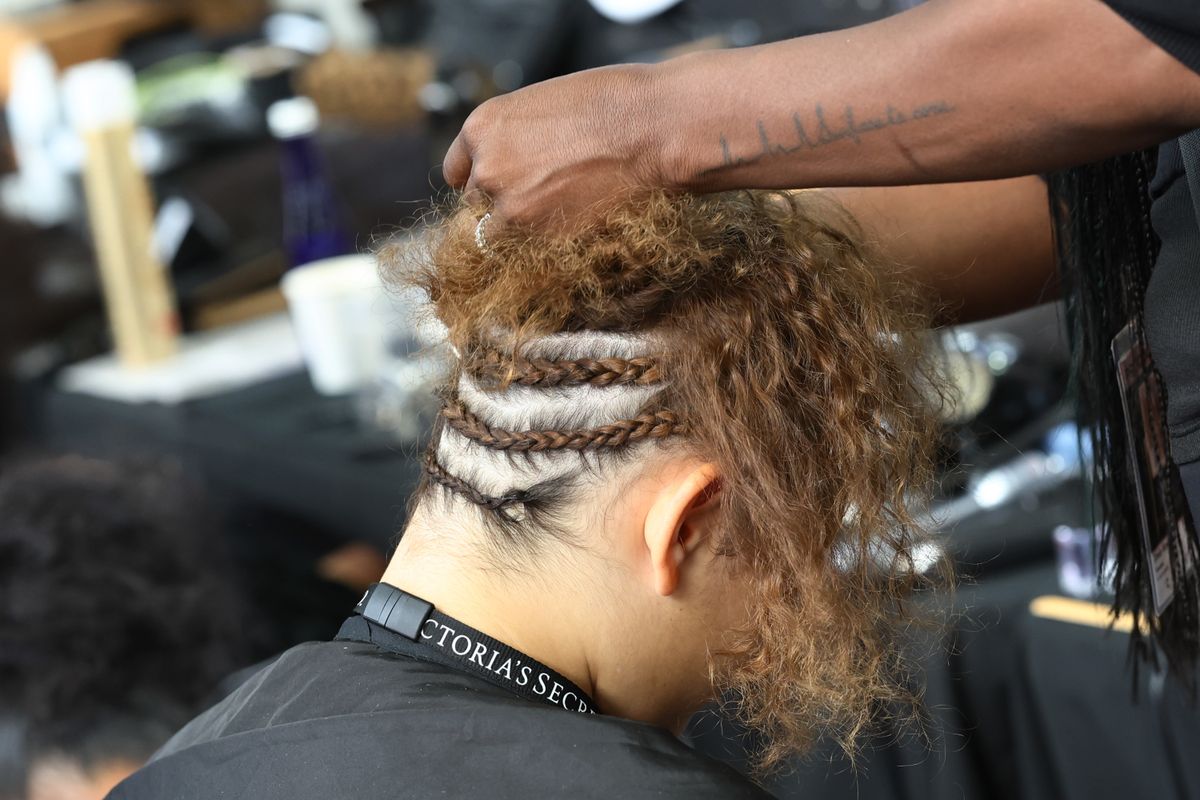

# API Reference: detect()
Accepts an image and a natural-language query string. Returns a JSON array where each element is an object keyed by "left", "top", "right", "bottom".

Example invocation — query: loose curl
[{"left": 381, "top": 189, "right": 945, "bottom": 774}]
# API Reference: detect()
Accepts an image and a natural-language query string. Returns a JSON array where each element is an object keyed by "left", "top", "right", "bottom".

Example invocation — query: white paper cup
[{"left": 281, "top": 254, "right": 392, "bottom": 395}]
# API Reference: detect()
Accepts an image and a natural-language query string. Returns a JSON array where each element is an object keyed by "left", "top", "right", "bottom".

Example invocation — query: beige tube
[{"left": 64, "top": 60, "right": 177, "bottom": 367}]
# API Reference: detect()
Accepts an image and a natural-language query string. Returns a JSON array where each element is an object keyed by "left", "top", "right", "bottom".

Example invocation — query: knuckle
[{"left": 462, "top": 98, "right": 499, "bottom": 138}]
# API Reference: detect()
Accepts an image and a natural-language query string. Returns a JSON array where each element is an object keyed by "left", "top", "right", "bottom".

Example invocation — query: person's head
[
  {"left": 383, "top": 190, "right": 943, "bottom": 770},
  {"left": 0, "top": 455, "right": 247, "bottom": 800}
]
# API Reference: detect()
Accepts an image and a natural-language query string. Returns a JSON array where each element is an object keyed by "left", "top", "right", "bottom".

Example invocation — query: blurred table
[
  {"left": 23, "top": 368, "right": 422, "bottom": 652},
  {"left": 27, "top": 369, "right": 420, "bottom": 548}
]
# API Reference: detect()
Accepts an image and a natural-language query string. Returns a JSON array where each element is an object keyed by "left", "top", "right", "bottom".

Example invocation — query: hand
[{"left": 442, "top": 63, "right": 671, "bottom": 229}]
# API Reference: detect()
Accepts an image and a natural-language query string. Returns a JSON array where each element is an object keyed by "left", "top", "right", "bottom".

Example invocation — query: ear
[{"left": 643, "top": 462, "right": 722, "bottom": 597}]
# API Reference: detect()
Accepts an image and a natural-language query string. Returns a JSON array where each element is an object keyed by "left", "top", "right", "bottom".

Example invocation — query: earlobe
[
  {"left": 644, "top": 462, "right": 721, "bottom": 597},
  {"left": 652, "top": 536, "right": 686, "bottom": 597}
]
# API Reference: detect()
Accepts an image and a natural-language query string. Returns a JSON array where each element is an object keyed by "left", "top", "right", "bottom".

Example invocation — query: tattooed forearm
[{"left": 712, "top": 100, "right": 955, "bottom": 171}]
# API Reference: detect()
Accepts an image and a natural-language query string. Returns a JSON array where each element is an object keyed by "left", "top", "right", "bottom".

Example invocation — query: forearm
[
  {"left": 657, "top": 0, "right": 1200, "bottom": 192},
  {"left": 825, "top": 177, "right": 1058, "bottom": 324}
]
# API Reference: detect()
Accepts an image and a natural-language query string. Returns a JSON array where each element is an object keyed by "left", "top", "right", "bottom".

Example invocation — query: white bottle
[{"left": 2, "top": 43, "right": 75, "bottom": 227}]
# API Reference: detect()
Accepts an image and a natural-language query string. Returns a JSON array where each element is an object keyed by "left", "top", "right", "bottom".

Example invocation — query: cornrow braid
[
  {"left": 441, "top": 398, "right": 685, "bottom": 452},
  {"left": 423, "top": 449, "right": 529, "bottom": 513},
  {"left": 466, "top": 346, "right": 664, "bottom": 389}
]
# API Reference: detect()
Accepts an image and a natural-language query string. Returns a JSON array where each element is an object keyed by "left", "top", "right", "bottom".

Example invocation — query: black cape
[{"left": 107, "top": 617, "right": 768, "bottom": 799}]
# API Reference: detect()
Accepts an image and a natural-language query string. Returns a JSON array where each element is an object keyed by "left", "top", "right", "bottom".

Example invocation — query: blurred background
[{"left": 0, "top": 1, "right": 1195, "bottom": 799}]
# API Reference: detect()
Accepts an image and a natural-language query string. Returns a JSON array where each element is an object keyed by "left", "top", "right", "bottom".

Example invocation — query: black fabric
[
  {"left": 956, "top": 598, "right": 1200, "bottom": 800},
  {"left": 105, "top": 621, "right": 768, "bottom": 800},
  {"left": 1106, "top": 1, "right": 1200, "bottom": 74},
  {"left": 1144, "top": 139, "right": 1200, "bottom": 463},
  {"left": 1181, "top": 459, "right": 1200, "bottom": 536},
  {"left": 691, "top": 562, "right": 1200, "bottom": 800},
  {"left": 1101, "top": 5, "right": 1200, "bottom": 464}
]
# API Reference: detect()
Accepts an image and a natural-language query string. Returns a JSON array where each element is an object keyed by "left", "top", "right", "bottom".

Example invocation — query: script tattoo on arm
[{"left": 713, "top": 100, "right": 955, "bottom": 171}]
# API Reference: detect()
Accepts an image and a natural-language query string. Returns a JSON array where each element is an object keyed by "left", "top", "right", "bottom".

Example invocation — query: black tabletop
[{"left": 30, "top": 370, "right": 422, "bottom": 548}]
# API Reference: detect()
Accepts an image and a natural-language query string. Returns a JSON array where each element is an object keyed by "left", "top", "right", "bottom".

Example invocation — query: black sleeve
[{"left": 1104, "top": 2, "right": 1200, "bottom": 74}]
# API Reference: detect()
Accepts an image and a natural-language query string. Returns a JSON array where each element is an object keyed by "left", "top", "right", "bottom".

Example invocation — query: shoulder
[
  {"left": 111, "top": 640, "right": 769, "bottom": 800},
  {"left": 486, "top": 703, "right": 772, "bottom": 798},
  {"left": 117, "top": 714, "right": 767, "bottom": 800}
]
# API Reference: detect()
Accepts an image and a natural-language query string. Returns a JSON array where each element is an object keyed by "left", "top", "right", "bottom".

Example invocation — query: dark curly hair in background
[{"left": 0, "top": 455, "right": 248, "bottom": 797}]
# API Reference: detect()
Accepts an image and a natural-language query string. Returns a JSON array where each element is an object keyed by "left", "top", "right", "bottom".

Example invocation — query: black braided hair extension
[{"left": 1050, "top": 148, "right": 1199, "bottom": 684}]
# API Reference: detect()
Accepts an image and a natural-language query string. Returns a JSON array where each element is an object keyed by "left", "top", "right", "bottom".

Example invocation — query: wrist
[
  {"left": 640, "top": 54, "right": 714, "bottom": 193},
  {"left": 650, "top": 49, "right": 762, "bottom": 194}
]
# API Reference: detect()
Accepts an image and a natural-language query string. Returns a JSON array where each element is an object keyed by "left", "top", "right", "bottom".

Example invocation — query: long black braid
[{"left": 1050, "top": 148, "right": 1199, "bottom": 684}]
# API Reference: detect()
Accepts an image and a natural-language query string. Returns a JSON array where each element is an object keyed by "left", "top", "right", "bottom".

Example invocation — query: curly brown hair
[{"left": 380, "top": 189, "right": 945, "bottom": 773}]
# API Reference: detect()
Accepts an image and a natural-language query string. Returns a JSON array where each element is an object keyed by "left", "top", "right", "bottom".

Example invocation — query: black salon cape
[{"left": 106, "top": 618, "right": 768, "bottom": 800}]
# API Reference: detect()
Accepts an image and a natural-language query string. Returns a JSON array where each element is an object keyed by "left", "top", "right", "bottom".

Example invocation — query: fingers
[
  {"left": 442, "top": 130, "right": 472, "bottom": 189},
  {"left": 462, "top": 172, "right": 495, "bottom": 213},
  {"left": 447, "top": 134, "right": 504, "bottom": 230},
  {"left": 470, "top": 186, "right": 508, "bottom": 240}
]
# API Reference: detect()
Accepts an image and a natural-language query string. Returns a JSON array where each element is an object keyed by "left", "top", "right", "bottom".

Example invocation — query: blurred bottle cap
[
  {"left": 267, "top": 95, "right": 319, "bottom": 139},
  {"left": 588, "top": 0, "right": 684, "bottom": 24},
  {"left": 61, "top": 59, "right": 138, "bottom": 131}
]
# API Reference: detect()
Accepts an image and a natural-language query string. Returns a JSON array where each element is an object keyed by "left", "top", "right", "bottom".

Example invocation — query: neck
[{"left": 381, "top": 511, "right": 600, "bottom": 706}]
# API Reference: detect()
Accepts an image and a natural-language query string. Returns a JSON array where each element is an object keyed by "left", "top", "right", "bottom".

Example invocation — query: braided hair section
[
  {"left": 423, "top": 336, "right": 682, "bottom": 520},
  {"left": 441, "top": 397, "right": 685, "bottom": 452},
  {"left": 422, "top": 450, "right": 531, "bottom": 521},
  {"left": 466, "top": 346, "right": 664, "bottom": 389}
]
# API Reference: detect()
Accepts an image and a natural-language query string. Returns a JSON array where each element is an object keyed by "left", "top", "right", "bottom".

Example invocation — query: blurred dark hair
[{"left": 0, "top": 455, "right": 247, "bottom": 793}]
